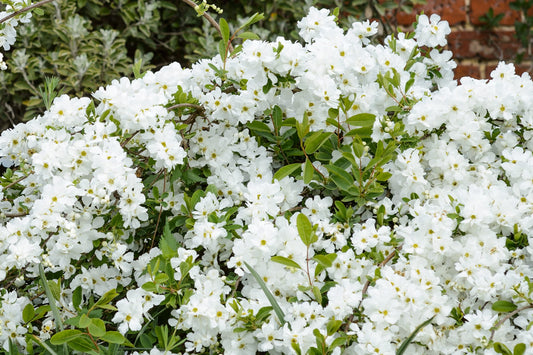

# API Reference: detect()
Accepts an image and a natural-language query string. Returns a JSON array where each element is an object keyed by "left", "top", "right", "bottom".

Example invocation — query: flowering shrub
[{"left": 1, "top": 5, "right": 533, "bottom": 355}]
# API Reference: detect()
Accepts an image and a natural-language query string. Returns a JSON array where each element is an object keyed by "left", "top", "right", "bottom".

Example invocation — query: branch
[
  {"left": 180, "top": 0, "right": 234, "bottom": 53},
  {"left": 0, "top": 0, "right": 55, "bottom": 25},
  {"left": 2, "top": 171, "right": 32, "bottom": 191},
  {"left": 344, "top": 245, "right": 402, "bottom": 332},
  {"left": 166, "top": 103, "right": 204, "bottom": 112},
  {"left": 488, "top": 303, "right": 533, "bottom": 345}
]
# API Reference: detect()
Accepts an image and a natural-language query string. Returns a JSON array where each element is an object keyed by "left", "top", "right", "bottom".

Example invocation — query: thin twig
[
  {"left": 344, "top": 245, "right": 402, "bottom": 332},
  {"left": 2, "top": 171, "right": 32, "bottom": 191},
  {"left": 120, "top": 130, "right": 139, "bottom": 148},
  {"left": 488, "top": 303, "right": 533, "bottom": 345},
  {"left": 4, "top": 211, "right": 28, "bottom": 218},
  {"left": 167, "top": 103, "right": 204, "bottom": 112},
  {"left": 0, "top": 0, "right": 55, "bottom": 25},
  {"left": 180, "top": 0, "right": 234, "bottom": 53}
]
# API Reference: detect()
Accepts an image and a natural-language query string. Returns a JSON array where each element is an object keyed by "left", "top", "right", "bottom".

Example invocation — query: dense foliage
[
  {"left": 0, "top": 0, "right": 426, "bottom": 129},
  {"left": 1, "top": 2, "right": 533, "bottom": 355}
]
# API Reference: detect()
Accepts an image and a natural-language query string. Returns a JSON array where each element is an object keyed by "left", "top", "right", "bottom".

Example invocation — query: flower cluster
[
  {"left": 0, "top": 0, "right": 34, "bottom": 70},
  {"left": 1, "top": 7, "right": 532, "bottom": 355}
]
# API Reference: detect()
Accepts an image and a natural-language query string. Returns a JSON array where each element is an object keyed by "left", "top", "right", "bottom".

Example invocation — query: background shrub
[{"left": 0, "top": 0, "right": 425, "bottom": 130}]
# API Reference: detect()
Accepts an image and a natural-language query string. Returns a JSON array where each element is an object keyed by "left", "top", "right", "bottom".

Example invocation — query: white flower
[{"left": 415, "top": 14, "right": 451, "bottom": 47}]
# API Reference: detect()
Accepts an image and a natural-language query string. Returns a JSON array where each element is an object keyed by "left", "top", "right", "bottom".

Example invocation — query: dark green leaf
[
  {"left": 247, "top": 120, "right": 272, "bottom": 133},
  {"left": 272, "top": 105, "right": 283, "bottom": 133},
  {"left": 305, "top": 131, "right": 333, "bottom": 154},
  {"left": 326, "top": 164, "right": 355, "bottom": 192},
  {"left": 66, "top": 334, "right": 98, "bottom": 353},
  {"left": 273, "top": 163, "right": 301, "bottom": 182},
  {"left": 50, "top": 329, "right": 83, "bottom": 345}
]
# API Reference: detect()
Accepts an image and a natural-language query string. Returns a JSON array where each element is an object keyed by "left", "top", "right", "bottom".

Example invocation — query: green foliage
[{"left": 0, "top": 0, "right": 430, "bottom": 131}]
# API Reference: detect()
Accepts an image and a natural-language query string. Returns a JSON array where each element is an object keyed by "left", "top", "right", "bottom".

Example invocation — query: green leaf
[
  {"left": 88, "top": 318, "right": 106, "bottom": 338},
  {"left": 291, "top": 341, "right": 302, "bottom": 355},
  {"left": 256, "top": 306, "right": 273, "bottom": 322},
  {"left": 247, "top": 120, "right": 272, "bottom": 133},
  {"left": 312, "top": 285, "right": 322, "bottom": 303},
  {"left": 396, "top": 316, "right": 435, "bottom": 355},
  {"left": 39, "top": 264, "right": 64, "bottom": 331},
  {"left": 303, "top": 158, "right": 314, "bottom": 184},
  {"left": 160, "top": 221, "right": 178, "bottom": 258},
  {"left": 50, "top": 329, "right": 83, "bottom": 345},
  {"left": 219, "top": 18, "right": 230, "bottom": 44},
  {"left": 79, "top": 314, "right": 91, "bottom": 328},
  {"left": 271, "top": 256, "right": 301, "bottom": 269},
  {"left": 22, "top": 303, "right": 34, "bottom": 323},
  {"left": 72, "top": 286, "right": 82, "bottom": 311},
  {"left": 66, "top": 334, "right": 98, "bottom": 353},
  {"left": 273, "top": 163, "right": 301, "bottom": 182},
  {"left": 272, "top": 105, "right": 283, "bottom": 133},
  {"left": 305, "top": 131, "right": 333, "bottom": 154},
  {"left": 326, "top": 319, "right": 343, "bottom": 336},
  {"left": 326, "top": 164, "right": 355, "bottom": 192},
  {"left": 494, "top": 342, "right": 513, "bottom": 355},
  {"left": 218, "top": 40, "right": 227, "bottom": 62},
  {"left": 404, "top": 77, "right": 415, "bottom": 93},
  {"left": 313, "top": 253, "right": 337, "bottom": 269},
  {"left": 97, "top": 304, "right": 118, "bottom": 311},
  {"left": 33, "top": 7, "right": 44, "bottom": 16},
  {"left": 101, "top": 331, "right": 127, "bottom": 345},
  {"left": 329, "top": 336, "right": 347, "bottom": 350},
  {"left": 241, "top": 12, "right": 265, "bottom": 28},
  {"left": 297, "top": 213, "right": 314, "bottom": 247},
  {"left": 346, "top": 113, "right": 376, "bottom": 127},
  {"left": 514, "top": 343, "right": 526, "bottom": 355},
  {"left": 296, "top": 113, "right": 310, "bottom": 140},
  {"left": 243, "top": 262, "right": 286, "bottom": 327},
  {"left": 237, "top": 31, "right": 260, "bottom": 40},
  {"left": 352, "top": 141, "right": 365, "bottom": 158},
  {"left": 155, "top": 273, "right": 169, "bottom": 284},
  {"left": 94, "top": 289, "right": 119, "bottom": 308},
  {"left": 346, "top": 126, "right": 372, "bottom": 139},
  {"left": 377, "top": 204, "right": 386, "bottom": 226},
  {"left": 492, "top": 300, "right": 518, "bottom": 313}
]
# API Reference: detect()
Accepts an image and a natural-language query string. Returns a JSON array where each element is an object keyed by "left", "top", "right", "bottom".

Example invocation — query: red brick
[
  {"left": 447, "top": 30, "right": 521, "bottom": 60},
  {"left": 470, "top": 0, "right": 521, "bottom": 26},
  {"left": 394, "top": 0, "right": 467, "bottom": 26},
  {"left": 454, "top": 64, "right": 481, "bottom": 80},
  {"left": 485, "top": 63, "right": 533, "bottom": 78}
]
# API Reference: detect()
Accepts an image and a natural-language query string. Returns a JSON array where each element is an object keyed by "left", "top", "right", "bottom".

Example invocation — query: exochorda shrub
[
  {"left": 1, "top": 4, "right": 533, "bottom": 355},
  {"left": 0, "top": 0, "right": 426, "bottom": 131}
]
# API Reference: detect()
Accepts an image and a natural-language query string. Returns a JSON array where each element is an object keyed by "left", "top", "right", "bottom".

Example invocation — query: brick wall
[{"left": 392, "top": 0, "right": 533, "bottom": 80}]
